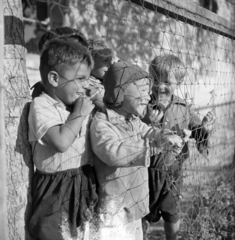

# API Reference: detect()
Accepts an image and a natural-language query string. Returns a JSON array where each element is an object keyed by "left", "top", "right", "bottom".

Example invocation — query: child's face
[
  {"left": 91, "top": 53, "right": 112, "bottom": 80},
  {"left": 121, "top": 78, "right": 151, "bottom": 118},
  {"left": 56, "top": 61, "right": 91, "bottom": 105},
  {"left": 152, "top": 71, "right": 180, "bottom": 100}
]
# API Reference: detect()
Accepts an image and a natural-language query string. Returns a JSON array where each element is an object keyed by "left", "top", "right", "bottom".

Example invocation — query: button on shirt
[{"left": 28, "top": 93, "right": 92, "bottom": 173}]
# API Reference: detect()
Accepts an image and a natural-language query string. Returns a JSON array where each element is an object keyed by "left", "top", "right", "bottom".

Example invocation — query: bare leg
[
  {"left": 164, "top": 219, "right": 180, "bottom": 240},
  {"left": 142, "top": 218, "right": 150, "bottom": 240}
]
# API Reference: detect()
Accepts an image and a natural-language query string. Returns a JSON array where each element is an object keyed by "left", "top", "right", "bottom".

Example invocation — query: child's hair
[
  {"left": 39, "top": 38, "right": 93, "bottom": 85},
  {"left": 88, "top": 39, "right": 113, "bottom": 58},
  {"left": 149, "top": 54, "right": 186, "bottom": 84},
  {"left": 38, "top": 26, "right": 88, "bottom": 52}
]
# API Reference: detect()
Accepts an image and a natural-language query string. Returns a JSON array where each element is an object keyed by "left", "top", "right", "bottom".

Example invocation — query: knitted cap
[{"left": 103, "top": 61, "right": 151, "bottom": 108}]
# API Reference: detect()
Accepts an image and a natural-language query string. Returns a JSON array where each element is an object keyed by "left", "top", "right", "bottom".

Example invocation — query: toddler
[
  {"left": 143, "top": 54, "right": 215, "bottom": 240},
  {"left": 90, "top": 61, "right": 185, "bottom": 240}
]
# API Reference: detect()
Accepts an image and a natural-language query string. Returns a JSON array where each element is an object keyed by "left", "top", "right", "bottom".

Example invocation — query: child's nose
[
  {"left": 146, "top": 94, "right": 151, "bottom": 101},
  {"left": 82, "top": 81, "right": 89, "bottom": 89},
  {"left": 143, "top": 91, "right": 151, "bottom": 101}
]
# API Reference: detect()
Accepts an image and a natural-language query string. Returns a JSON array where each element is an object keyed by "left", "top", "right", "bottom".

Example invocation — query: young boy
[
  {"left": 28, "top": 38, "right": 98, "bottom": 240},
  {"left": 31, "top": 26, "right": 89, "bottom": 99},
  {"left": 90, "top": 61, "right": 185, "bottom": 240},
  {"left": 143, "top": 54, "right": 215, "bottom": 240},
  {"left": 87, "top": 39, "right": 113, "bottom": 111}
]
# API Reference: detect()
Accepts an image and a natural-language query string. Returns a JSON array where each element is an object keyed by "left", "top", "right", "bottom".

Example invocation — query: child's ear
[{"left": 48, "top": 71, "right": 59, "bottom": 87}]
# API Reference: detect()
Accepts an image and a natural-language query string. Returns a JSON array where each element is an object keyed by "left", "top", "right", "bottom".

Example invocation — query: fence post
[{"left": 0, "top": 0, "right": 8, "bottom": 240}]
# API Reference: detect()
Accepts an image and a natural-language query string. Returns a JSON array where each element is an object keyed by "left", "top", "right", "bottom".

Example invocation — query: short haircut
[
  {"left": 40, "top": 38, "right": 93, "bottom": 85},
  {"left": 38, "top": 26, "right": 88, "bottom": 52},
  {"left": 88, "top": 39, "right": 113, "bottom": 58},
  {"left": 149, "top": 54, "right": 186, "bottom": 84}
]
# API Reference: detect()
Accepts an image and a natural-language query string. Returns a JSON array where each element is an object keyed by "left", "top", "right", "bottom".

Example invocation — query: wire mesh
[{"left": 23, "top": 0, "right": 235, "bottom": 239}]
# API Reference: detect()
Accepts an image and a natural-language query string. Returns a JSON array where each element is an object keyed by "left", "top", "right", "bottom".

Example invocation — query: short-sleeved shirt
[{"left": 28, "top": 93, "right": 92, "bottom": 173}]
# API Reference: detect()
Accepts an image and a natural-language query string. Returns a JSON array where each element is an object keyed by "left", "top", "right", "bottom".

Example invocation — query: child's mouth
[
  {"left": 158, "top": 88, "right": 170, "bottom": 95},
  {"left": 159, "top": 89, "right": 167, "bottom": 94}
]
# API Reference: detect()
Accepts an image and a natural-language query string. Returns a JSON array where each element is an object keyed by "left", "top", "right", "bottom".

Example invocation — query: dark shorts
[
  {"left": 145, "top": 167, "right": 182, "bottom": 224},
  {"left": 29, "top": 164, "right": 98, "bottom": 240}
]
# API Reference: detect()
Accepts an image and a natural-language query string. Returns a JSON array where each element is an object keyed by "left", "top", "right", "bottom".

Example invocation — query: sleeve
[
  {"left": 90, "top": 118, "right": 154, "bottom": 168},
  {"left": 137, "top": 119, "right": 162, "bottom": 140},
  {"left": 188, "top": 106, "right": 209, "bottom": 157},
  {"left": 28, "top": 98, "right": 64, "bottom": 145}
]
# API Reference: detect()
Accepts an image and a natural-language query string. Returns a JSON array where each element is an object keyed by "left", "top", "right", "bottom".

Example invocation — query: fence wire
[{"left": 23, "top": 0, "right": 235, "bottom": 239}]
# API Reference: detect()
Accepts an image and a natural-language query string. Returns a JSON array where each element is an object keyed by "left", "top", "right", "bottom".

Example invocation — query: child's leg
[
  {"left": 132, "top": 219, "right": 143, "bottom": 240},
  {"left": 159, "top": 180, "right": 181, "bottom": 240},
  {"left": 164, "top": 219, "right": 180, "bottom": 240},
  {"left": 142, "top": 217, "right": 150, "bottom": 240}
]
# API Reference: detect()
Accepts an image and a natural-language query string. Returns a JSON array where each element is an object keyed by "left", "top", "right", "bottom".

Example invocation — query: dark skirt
[{"left": 29, "top": 164, "right": 98, "bottom": 240}]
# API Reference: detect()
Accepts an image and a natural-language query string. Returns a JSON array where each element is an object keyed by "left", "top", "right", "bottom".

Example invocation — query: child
[
  {"left": 89, "top": 61, "right": 185, "bottom": 240},
  {"left": 87, "top": 39, "right": 113, "bottom": 111},
  {"left": 28, "top": 38, "right": 98, "bottom": 240},
  {"left": 143, "top": 54, "right": 215, "bottom": 240},
  {"left": 31, "top": 26, "right": 89, "bottom": 99}
]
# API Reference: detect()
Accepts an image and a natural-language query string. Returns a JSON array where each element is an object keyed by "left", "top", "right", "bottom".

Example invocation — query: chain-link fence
[{"left": 23, "top": 0, "right": 235, "bottom": 239}]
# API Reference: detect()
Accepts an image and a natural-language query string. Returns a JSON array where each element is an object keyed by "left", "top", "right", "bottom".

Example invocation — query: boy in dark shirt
[{"left": 143, "top": 54, "right": 215, "bottom": 240}]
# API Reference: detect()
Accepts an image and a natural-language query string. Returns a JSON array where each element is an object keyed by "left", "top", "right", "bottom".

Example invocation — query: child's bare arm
[{"left": 43, "top": 97, "right": 94, "bottom": 152}]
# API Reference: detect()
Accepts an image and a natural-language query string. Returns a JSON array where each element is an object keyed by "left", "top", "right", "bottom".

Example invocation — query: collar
[
  {"left": 41, "top": 93, "right": 67, "bottom": 110},
  {"left": 171, "top": 95, "right": 187, "bottom": 106}
]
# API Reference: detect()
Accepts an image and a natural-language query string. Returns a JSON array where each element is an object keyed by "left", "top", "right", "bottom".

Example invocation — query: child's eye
[
  {"left": 75, "top": 77, "right": 87, "bottom": 82},
  {"left": 103, "top": 57, "right": 112, "bottom": 63}
]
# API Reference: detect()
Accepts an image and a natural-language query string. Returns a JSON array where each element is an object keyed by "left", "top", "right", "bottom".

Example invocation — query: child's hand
[
  {"left": 73, "top": 96, "right": 94, "bottom": 117},
  {"left": 201, "top": 111, "right": 215, "bottom": 132},
  {"left": 159, "top": 129, "right": 183, "bottom": 155},
  {"left": 182, "top": 129, "right": 192, "bottom": 142},
  {"left": 88, "top": 88, "right": 105, "bottom": 111},
  {"left": 148, "top": 104, "right": 164, "bottom": 124}
]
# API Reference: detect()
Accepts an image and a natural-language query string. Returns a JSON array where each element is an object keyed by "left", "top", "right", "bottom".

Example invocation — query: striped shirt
[{"left": 28, "top": 93, "right": 92, "bottom": 173}]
